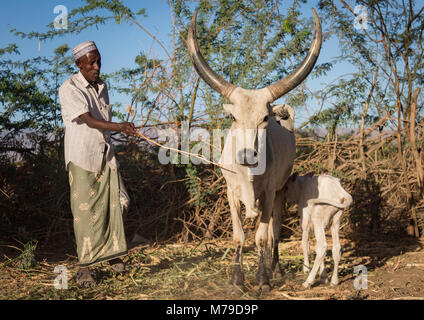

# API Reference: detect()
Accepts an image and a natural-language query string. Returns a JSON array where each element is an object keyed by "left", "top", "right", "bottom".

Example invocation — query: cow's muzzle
[{"left": 237, "top": 148, "right": 258, "bottom": 167}]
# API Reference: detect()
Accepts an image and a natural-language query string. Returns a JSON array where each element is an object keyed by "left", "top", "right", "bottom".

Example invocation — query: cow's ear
[
  {"left": 223, "top": 104, "right": 234, "bottom": 114},
  {"left": 272, "top": 104, "right": 288, "bottom": 120},
  {"left": 272, "top": 104, "right": 294, "bottom": 120},
  {"left": 273, "top": 104, "right": 295, "bottom": 132}
]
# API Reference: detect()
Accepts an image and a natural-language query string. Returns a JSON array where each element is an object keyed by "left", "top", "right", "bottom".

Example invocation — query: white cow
[
  {"left": 283, "top": 172, "right": 353, "bottom": 288},
  {"left": 187, "top": 9, "right": 322, "bottom": 292}
]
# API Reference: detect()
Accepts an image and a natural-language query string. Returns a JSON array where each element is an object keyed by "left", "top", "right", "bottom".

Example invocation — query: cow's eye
[
  {"left": 263, "top": 116, "right": 269, "bottom": 122},
  {"left": 231, "top": 115, "right": 236, "bottom": 122}
]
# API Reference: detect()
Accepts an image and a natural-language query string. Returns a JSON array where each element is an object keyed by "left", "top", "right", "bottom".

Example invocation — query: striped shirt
[{"left": 59, "top": 71, "right": 118, "bottom": 173}]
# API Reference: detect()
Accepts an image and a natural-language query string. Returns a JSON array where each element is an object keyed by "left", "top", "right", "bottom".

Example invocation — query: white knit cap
[{"left": 72, "top": 41, "right": 98, "bottom": 60}]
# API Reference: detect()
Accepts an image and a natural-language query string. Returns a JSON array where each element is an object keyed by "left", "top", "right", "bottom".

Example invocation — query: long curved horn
[
  {"left": 187, "top": 10, "right": 237, "bottom": 100},
  {"left": 266, "top": 8, "right": 322, "bottom": 101}
]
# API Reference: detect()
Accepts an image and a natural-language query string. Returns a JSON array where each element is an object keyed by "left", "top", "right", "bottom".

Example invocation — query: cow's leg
[
  {"left": 254, "top": 190, "right": 276, "bottom": 293},
  {"left": 301, "top": 207, "right": 311, "bottom": 274},
  {"left": 269, "top": 190, "right": 284, "bottom": 279},
  {"left": 303, "top": 209, "right": 327, "bottom": 288},
  {"left": 330, "top": 210, "right": 343, "bottom": 286},
  {"left": 227, "top": 189, "right": 245, "bottom": 290},
  {"left": 319, "top": 259, "right": 328, "bottom": 284}
]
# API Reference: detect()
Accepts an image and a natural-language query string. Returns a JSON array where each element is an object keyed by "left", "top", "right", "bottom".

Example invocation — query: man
[{"left": 59, "top": 41, "right": 137, "bottom": 287}]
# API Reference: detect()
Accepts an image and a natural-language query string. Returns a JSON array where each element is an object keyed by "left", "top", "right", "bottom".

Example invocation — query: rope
[{"left": 135, "top": 129, "right": 236, "bottom": 174}]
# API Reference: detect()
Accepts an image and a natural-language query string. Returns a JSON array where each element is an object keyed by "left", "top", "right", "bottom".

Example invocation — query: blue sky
[
  {"left": 0, "top": 0, "right": 356, "bottom": 127},
  {"left": 0, "top": 0, "right": 172, "bottom": 71}
]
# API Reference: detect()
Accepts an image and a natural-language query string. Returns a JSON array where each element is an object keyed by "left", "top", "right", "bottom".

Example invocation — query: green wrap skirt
[{"left": 68, "top": 160, "right": 129, "bottom": 267}]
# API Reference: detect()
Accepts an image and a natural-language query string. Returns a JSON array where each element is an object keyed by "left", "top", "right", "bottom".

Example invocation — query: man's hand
[
  {"left": 78, "top": 112, "right": 138, "bottom": 136},
  {"left": 118, "top": 122, "right": 138, "bottom": 136}
]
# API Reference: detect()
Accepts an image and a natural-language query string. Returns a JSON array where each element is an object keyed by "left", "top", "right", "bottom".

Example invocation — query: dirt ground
[
  {"left": 266, "top": 236, "right": 424, "bottom": 300},
  {"left": 1, "top": 231, "right": 424, "bottom": 300}
]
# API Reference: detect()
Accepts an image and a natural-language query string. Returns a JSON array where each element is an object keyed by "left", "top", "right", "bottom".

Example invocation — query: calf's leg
[
  {"left": 303, "top": 209, "right": 327, "bottom": 288},
  {"left": 300, "top": 207, "right": 311, "bottom": 274},
  {"left": 330, "top": 210, "right": 343, "bottom": 286}
]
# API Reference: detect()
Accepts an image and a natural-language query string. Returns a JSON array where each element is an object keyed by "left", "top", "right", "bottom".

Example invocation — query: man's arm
[{"left": 78, "top": 112, "right": 138, "bottom": 136}]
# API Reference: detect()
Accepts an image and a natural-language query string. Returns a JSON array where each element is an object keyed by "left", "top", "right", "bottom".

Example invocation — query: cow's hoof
[
  {"left": 228, "top": 284, "right": 245, "bottom": 296},
  {"left": 75, "top": 269, "right": 96, "bottom": 288},
  {"left": 272, "top": 264, "right": 284, "bottom": 280},
  {"left": 302, "top": 281, "right": 312, "bottom": 289},
  {"left": 230, "top": 265, "right": 244, "bottom": 287},
  {"left": 255, "top": 274, "right": 271, "bottom": 294},
  {"left": 254, "top": 283, "right": 271, "bottom": 294}
]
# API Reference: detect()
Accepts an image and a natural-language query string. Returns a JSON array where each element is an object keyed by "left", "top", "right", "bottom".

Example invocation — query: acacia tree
[
  {"left": 315, "top": 0, "right": 424, "bottom": 236},
  {"left": 316, "top": 0, "right": 423, "bottom": 137},
  {"left": 0, "top": 43, "right": 76, "bottom": 160}
]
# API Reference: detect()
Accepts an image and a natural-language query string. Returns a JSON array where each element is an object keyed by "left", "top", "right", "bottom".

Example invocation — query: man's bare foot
[
  {"left": 75, "top": 267, "right": 96, "bottom": 288},
  {"left": 108, "top": 258, "right": 125, "bottom": 273}
]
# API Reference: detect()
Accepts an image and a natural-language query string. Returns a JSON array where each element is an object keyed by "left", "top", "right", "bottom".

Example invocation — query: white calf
[{"left": 283, "top": 172, "right": 352, "bottom": 288}]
